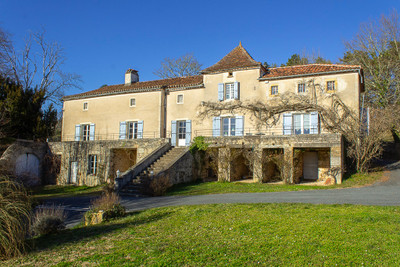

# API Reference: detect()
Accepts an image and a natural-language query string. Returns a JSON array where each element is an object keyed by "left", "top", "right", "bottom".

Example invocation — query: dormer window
[{"left": 228, "top": 71, "right": 233, "bottom": 77}]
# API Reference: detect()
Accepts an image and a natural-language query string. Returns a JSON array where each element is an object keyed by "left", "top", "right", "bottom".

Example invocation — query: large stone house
[{"left": 53, "top": 44, "right": 363, "bottom": 189}]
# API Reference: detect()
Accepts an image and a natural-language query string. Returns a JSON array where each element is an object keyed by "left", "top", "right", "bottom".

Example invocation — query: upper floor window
[
  {"left": 271, "top": 85, "right": 279, "bottom": 96},
  {"left": 298, "top": 83, "right": 306, "bottom": 93},
  {"left": 130, "top": 98, "right": 136, "bottom": 107},
  {"left": 88, "top": 154, "right": 97, "bottom": 175},
  {"left": 326, "top": 80, "right": 336, "bottom": 93},
  {"left": 177, "top": 94, "right": 184, "bottom": 104},
  {"left": 83, "top": 102, "right": 88, "bottom": 110},
  {"left": 218, "top": 82, "right": 239, "bottom": 101},
  {"left": 75, "top": 123, "right": 95, "bottom": 141},
  {"left": 119, "top": 121, "right": 143, "bottom": 140}
]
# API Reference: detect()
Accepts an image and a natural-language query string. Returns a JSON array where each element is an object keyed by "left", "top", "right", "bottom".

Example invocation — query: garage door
[{"left": 303, "top": 152, "right": 318, "bottom": 180}]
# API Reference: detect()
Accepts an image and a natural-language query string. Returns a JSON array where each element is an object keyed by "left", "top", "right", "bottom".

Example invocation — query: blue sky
[{"left": 1, "top": 0, "right": 399, "bottom": 97}]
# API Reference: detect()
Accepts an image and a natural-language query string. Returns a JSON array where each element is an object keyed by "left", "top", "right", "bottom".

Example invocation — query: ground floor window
[
  {"left": 178, "top": 121, "right": 186, "bottom": 140},
  {"left": 293, "top": 113, "right": 311, "bottom": 135},
  {"left": 88, "top": 154, "right": 97, "bottom": 175},
  {"left": 127, "top": 121, "right": 138, "bottom": 139},
  {"left": 82, "top": 124, "right": 90, "bottom": 141},
  {"left": 222, "top": 117, "right": 236, "bottom": 136}
]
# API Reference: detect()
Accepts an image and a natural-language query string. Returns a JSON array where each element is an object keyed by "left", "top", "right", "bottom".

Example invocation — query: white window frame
[
  {"left": 127, "top": 121, "right": 138, "bottom": 139},
  {"left": 177, "top": 94, "right": 184, "bottom": 104},
  {"left": 222, "top": 117, "right": 236, "bottom": 136},
  {"left": 326, "top": 80, "right": 336, "bottom": 93},
  {"left": 298, "top": 83, "right": 306, "bottom": 94},
  {"left": 82, "top": 124, "right": 90, "bottom": 141},
  {"left": 293, "top": 113, "right": 311, "bottom": 135},
  {"left": 225, "top": 83, "right": 235, "bottom": 100},
  {"left": 88, "top": 154, "right": 97, "bottom": 175},
  {"left": 83, "top": 102, "right": 88, "bottom": 111},
  {"left": 129, "top": 98, "right": 136, "bottom": 107},
  {"left": 271, "top": 85, "right": 279, "bottom": 96}
]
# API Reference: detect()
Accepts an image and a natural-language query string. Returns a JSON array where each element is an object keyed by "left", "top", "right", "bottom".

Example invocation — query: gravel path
[{"left": 44, "top": 162, "right": 400, "bottom": 227}]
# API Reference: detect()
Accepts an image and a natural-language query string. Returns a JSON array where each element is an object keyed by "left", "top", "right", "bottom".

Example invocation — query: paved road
[{"left": 44, "top": 162, "right": 400, "bottom": 227}]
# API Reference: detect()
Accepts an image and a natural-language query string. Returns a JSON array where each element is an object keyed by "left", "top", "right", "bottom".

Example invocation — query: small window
[
  {"left": 271, "top": 85, "right": 279, "bottom": 96},
  {"left": 326, "top": 81, "right": 336, "bottom": 92},
  {"left": 177, "top": 94, "right": 184, "bottom": 104},
  {"left": 228, "top": 72, "right": 233, "bottom": 77},
  {"left": 298, "top": 83, "right": 306, "bottom": 93},
  {"left": 130, "top": 98, "right": 136, "bottom": 107},
  {"left": 83, "top": 102, "right": 88, "bottom": 110},
  {"left": 88, "top": 155, "right": 97, "bottom": 175},
  {"left": 225, "top": 83, "right": 235, "bottom": 100}
]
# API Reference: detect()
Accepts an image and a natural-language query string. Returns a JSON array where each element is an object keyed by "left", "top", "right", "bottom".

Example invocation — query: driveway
[{"left": 44, "top": 162, "right": 400, "bottom": 227}]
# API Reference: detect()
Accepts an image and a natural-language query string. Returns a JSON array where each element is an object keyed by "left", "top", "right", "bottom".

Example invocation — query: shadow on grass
[
  {"left": 166, "top": 180, "right": 204, "bottom": 195},
  {"left": 26, "top": 209, "right": 174, "bottom": 252}
]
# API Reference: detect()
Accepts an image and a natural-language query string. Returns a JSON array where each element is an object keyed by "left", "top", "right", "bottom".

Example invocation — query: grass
[
  {"left": 30, "top": 185, "right": 103, "bottom": 200},
  {"left": 166, "top": 171, "right": 384, "bottom": 196},
  {"left": 3, "top": 203, "right": 400, "bottom": 266}
]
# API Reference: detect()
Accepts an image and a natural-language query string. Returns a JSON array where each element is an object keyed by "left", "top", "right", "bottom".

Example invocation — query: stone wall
[
  {"left": 49, "top": 138, "right": 169, "bottom": 186},
  {"left": 158, "top": 149, "right": 194, "bottom": 185}
]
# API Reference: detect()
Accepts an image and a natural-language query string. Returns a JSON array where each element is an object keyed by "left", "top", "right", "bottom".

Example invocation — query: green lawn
[
  {"left": 30, "top": 184, "right": 103, "bottom": 200},
  {"left": 166, "top": 171, "right": 384, "bottom": 196},
  {"left": 4, "top": 203, "right": 400, "bottom": 266}
]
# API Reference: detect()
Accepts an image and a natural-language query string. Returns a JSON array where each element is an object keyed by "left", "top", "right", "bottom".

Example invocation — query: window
[
  {"left": 177, "top": 94, "right": 184, "bottom": 104},
  {"left": 83, "top": 102, "right": 88, "bottom": 110},
  {"left": 178, "top": 121, "right": 186, "bottom": 140},
  {"left": 222, "top": 117, "right": 236, "bottom": 136},
  {"left": 228, "top": 72, "right": 233, "bottom": 77},
  {"left": 225, "top": 83, "right": 235, "bottom": 100},
  {"left": 127, "top": 121, "right": 138, "bottom": 139},
  {"left": 130, "top": 98, "right": 136, "bottom": 107},
  {"left": 271, "top": 85, "right": 278, "bottom": 96},
  {"left": 326, "top": 81, "right": 336, "bottom": 92},
  {"left": 88, "top": 155, "right": 97, "bottom": 175},
  {"left": 293, "top": 113, "right": 311, "bottom": 135},
  {"left": 283, "top": 112, "right": 318, "bottom": 135},
  {"left": 298, "top": 83, "right": 306, "bottom": 93},
  {"left": 82, "top": 124, "right": 91, "bottom": 141}
]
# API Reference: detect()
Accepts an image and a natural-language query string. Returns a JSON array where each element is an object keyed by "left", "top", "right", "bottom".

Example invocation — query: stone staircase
[{"left": 120, "top": 147, "right": 187, "bottom": 197}]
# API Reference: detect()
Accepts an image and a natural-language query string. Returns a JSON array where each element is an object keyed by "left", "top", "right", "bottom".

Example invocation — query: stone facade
[{"left": 49, "top": 138, "right": 169, "bottom": 186}]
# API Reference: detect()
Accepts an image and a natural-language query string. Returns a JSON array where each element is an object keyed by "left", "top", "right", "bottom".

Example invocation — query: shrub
[
  {"left": 149, "top": 174, "right": 172, "bottom": 196},
  {"left": 31, "top": 205, "right": 65, "bottom": 236},
  {"left": 84, "top": 192, "right": 125, "bottom": 224},
  {"left": 0, "top": 174, "right": 31, "bottom": 260}
]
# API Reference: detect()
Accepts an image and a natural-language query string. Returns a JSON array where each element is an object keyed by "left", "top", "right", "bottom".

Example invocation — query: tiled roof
[
  {"left": 64, "top": 75, "right": 204, "bottom": 100},
  {"left": 202, "top": 43, "right": 261, "bottom": 74},
  {"left": 261, "top": 64, "right": 362, "bottom": 79}
]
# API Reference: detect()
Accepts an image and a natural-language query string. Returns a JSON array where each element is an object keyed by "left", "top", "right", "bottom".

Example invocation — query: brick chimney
[{"left": 125, "top": 69, "right": 139, "bottom": 85}]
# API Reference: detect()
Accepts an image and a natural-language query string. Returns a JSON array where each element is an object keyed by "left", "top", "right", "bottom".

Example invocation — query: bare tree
[
  {"left": 198, "top": 79, "right": 399, "bottom": 173},
  {"left": 153, "top": 53, "right": 202, "bottom": 79},
  {"left": 0, "top": 29, "right": 81, "bottom": 105}
]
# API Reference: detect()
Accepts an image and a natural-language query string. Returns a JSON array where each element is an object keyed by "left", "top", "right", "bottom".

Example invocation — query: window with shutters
[
  {"left": 127, "top": 121, "right": 138, "bottom": 139},
  {"left": 178, "top": 121, "right": 186, "bottom": 140},
  {"left": 326, "top": 80, "right": 336, "bottom": 93},
  {"left": 88, "top": 155, "right": 97, "bottom": 175},
  {"left": 293, "top": 113, "right": 311, "bottom": 135},
  {"left": 82, "top": 124, "right": 90, "bottom": 141},
  {"left": 218, "top": 82, "right": 239, "bottom": 101},
  {"left": 298, "top": 83, "right": 306, "bottom": 93},
  {"left": 83, "top": 102, "right": 88, "bottom": 110}
]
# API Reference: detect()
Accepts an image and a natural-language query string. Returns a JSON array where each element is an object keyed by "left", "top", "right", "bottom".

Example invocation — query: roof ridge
[{"left": 269, "top": 63, "right": 361, "bottom": 70}]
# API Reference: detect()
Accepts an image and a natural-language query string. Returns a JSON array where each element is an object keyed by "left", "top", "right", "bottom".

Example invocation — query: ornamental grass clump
[
  {"left": 31, "top": 205, "right": 66, "bottom": 236},
  {"left": 85, "top": 192, "right": 125, "bottom": 224},
  {"left": 0, "top": 174, "right": 31, "bottom": 260}
]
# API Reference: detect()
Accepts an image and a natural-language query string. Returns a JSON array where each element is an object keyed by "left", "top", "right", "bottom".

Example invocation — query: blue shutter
[
  {"left": 137, "top": 121, "right": 144, "bottom": 139},
  {"left": 89, "top": 123, "right": 95, "bottom": 140},
  {"left": 185, "top": 120, "right": 191, "bottom": 146},
  {"left": 310, "top": 112, "right": 319, "bottom": 134},
  {"left": 75, "top": 124, "right": 81, "bottom": 141},
  {"left": 235, "top": 116, "right": 244, "bottom": 136},
  {"left": 234, "top": 82, "right": 240, "bottom": 100},
  {"left": 283, "top": 113, "right": 292, "bottom": 135},
  {"left": 218, "top": 83, "right": 224, "bottom": 101},
  {"left": 171, "top": 120, "right": 177, "bottom": 146},
  {"left": 119, "top": 121, "right": 126, "bottom": 140},
  {"left": 213, "top": 117, "right": 221, "bottom": 137}
]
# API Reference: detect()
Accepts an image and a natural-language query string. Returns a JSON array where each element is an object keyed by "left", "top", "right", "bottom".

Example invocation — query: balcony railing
[
  {"left": 194, "top": 126, "right": 319, "bottom": 137},
  {"left": 56, "top": 131, "right": 165, "bottom": 142}
]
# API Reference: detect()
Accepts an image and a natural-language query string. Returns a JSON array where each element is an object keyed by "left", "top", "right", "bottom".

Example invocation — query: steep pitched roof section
[
  {"left": 64, "top": 75, "right": 204, "bottom": 100},
  {"left": 261, "top": 64, "right": 362, "bottom": 80},
  {"left": 202, "top": 43, "right": 262, "bottom": 74}
]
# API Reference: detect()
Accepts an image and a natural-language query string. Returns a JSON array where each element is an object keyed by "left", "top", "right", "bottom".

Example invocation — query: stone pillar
[
  {"left": 252, "top": 148, "right": 263, "bottom": 183},
  {"left": 330, "top": 145, "right": 343, "bottom": 184},
  {"left": 218, "top": 147, "right": 231, "bottom": 182},
  {"left": 283, "top": 147, "right": 294, "bottom": 184}
]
